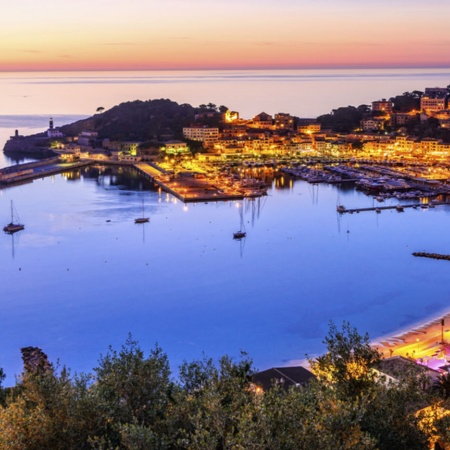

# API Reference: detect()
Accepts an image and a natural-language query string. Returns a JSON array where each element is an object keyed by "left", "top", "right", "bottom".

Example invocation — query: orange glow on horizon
[{"left": 1, "top": 1, "right": 450, "bottom": 72}]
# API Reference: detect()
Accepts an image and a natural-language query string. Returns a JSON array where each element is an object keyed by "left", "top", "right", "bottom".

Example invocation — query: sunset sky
[{"left": 1, "top": 0, "right": 450, "bottom": 71}]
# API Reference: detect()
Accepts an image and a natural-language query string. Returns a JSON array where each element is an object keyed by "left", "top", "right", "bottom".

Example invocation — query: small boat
[
  {"left": 233, "top": 201, "right": 246, "bottom": 239},
  {"left": 3, "top": 201, "right": 24, "bottom": 234},
  {"left": 336, "top": 205, "right": 346, "bottom": 213},
  {"left": 135, "top": 217, "right": 149, "bottom": 224},
  {"left": 396, "top": 205, "right": 404, "bottom": 212},
  {"left": 135, "top": 199, "right": 149, "bottom": 224},
  {"left": 375, "top": 208, "right": 381, "bottom": 214}
]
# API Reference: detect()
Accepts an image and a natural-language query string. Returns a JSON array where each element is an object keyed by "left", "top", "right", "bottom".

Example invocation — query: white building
[{"left": 183, "top": 126, "right": 219, "bottom": 147}]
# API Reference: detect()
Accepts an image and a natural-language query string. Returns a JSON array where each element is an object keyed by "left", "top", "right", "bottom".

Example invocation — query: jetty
[
  {"left": 336, "top": 202, "right": 450, "bottom": 214},
  {"left": 412, "top": 252, "right": 450, "bottom": 261},
  {"left": 0, "top": 158, "right": 92, "bottom": 185},
  {"left": 133, "top": 162, "right": 258, "bottom": 203}
]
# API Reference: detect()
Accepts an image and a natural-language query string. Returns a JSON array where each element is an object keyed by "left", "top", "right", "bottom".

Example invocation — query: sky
[{"left": 1, "top": 0, "right": 450, "bottom": 71}]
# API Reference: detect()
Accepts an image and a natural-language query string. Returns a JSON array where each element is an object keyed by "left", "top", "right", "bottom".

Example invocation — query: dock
[
  {"left": 337, "top": 202, "right": 450, "bottom": 214},
  {"left": 134, "top": 162, "right": 253, "bottom": 203},
  {"left": 0, "top": 158, "right": 92, "bottom": 185}
]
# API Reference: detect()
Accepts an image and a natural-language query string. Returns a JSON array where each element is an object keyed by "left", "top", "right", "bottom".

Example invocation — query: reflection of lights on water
[{"left": 183, "top": 205, "right": 188, "bottom": 212}]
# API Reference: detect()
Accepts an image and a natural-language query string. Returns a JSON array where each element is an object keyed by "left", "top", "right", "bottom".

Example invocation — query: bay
[{"left": 1, "top": 69, "right": 450, "bottom": 385}]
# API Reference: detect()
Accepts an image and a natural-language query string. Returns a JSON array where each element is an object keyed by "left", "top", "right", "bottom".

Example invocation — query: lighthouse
[{"left": 47, "top": 117, "right": 64, "bottom": 138}]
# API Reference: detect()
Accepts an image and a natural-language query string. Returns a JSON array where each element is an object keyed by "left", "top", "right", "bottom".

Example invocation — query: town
[{"left": 2, "top": 86, "right": 450, "bottom": 205}]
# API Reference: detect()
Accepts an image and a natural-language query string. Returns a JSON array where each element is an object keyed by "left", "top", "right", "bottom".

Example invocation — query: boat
[
  {"left": 3, "top": 201, "right": 24, "bottom": 234},
  {"left": 233, "top": 201, "right": 246, "bottom": 239},
  {"left": 336, "top": 205, "right": 346, "bottom": 213},
  {"left": 396, "top": 205, "right": 404, "bottom": 212},
  {"left": 135, "top": 199, "right": 149, "bottom": 224}
]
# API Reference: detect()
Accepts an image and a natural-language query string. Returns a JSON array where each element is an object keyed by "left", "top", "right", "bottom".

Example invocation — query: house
[
  {"left": 250, "top": 112, "right": 273, "bottom": 129},
  {"left": 252, "top": 366, "right": 315, "bottom": 391},
  {"left": 162, "top": 140, "right": 189, "bottom": 154},
  {"left": 376, "top": 356, "right": 441, "bottom": 389}
]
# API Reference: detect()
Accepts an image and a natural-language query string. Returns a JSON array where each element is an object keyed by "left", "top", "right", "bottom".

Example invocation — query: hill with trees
[{"left": 60, "top": 99, "right": 226, "bottom": 142}]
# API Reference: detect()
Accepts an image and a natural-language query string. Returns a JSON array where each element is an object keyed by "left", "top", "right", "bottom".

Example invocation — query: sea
[{"left": 1, "top": 68, "right": 450, "bottom": 385}]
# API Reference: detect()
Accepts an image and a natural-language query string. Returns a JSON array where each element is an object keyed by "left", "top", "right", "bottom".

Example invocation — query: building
[
  {"left": 297, "top": 119, "right": 321, "bottom": 134},
  {"left": 421, "top": 88, "right": 448, "bottom": 113},
  {"left": 274, "top": 113, "right": 294, "bottom": 130},
  {"left": 162, "top": 140, "right": 189, "bottom": 154},
  {"left": 183, "top": 126, "right": 219, "bottom": 147},
  {"left": 252, "top": 366, "right": 315, "bottom": 392},
  {"left": 361, "top": 117, "right": 385, "bottom": 132},
  {"left": 250, "top": 112, "right": 273, "bottom": 129},
  {"left": 78, "top": 131, "right": 98, "bottom": 146},
  {"left": 47, "top": 117, "right": 64, "bottom": 138},
  {"left": 372, "top": 99, "right": 393, "bottom": 114},
  {"left": 424, "top": 87, "right": 448, "bottom": 98}
]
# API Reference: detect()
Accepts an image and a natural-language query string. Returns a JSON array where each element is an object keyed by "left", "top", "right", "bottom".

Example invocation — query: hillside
[{"left": 60, "top": 99, "right": 221, "bottom": 141}]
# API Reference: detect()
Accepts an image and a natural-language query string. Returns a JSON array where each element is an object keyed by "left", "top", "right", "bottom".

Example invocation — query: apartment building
[{"left": 183, "top": 126, "right": 219, "bottom": 147}]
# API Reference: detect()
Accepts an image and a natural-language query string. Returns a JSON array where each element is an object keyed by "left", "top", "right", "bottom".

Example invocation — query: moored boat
[{"left": 3, "top": 201, "right": 24, "bottom": 234}]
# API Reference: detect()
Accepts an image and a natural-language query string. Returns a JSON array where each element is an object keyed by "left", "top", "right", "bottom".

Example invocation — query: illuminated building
[
  {"left": 183, "top": 126, "right": 219, "bottom": 147},
  {"left": 372, "top": 99, "right": 393, "bottom": 114}
]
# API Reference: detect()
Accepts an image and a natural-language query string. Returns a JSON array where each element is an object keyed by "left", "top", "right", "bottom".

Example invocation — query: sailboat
[
  {"left": 134, "top": 199, "right": 149, "bottom": 224},
  {"left": 3, "top": 200, "right": 25, "bottom": 234},
  {"left": 233, "top": 201, "right": 246, "bottom": 239}
]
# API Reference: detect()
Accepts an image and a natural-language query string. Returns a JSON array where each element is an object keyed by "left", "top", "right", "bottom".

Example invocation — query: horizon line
[{"left": 2, "top": 64, "right": 450, "bottom": 73}]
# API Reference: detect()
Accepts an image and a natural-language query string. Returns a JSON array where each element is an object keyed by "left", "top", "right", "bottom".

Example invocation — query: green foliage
[
  {"left": 317, "top": 106, "right": 366, "bottom": 132},
  {"left": 309, "top": 321, "right": 382, "bottom": 400},
  {"left": 390, "top": 91, "right": 422, "bottom": 112},
  {"left": 433, "top": 373, "right": 450, "bottom": 400},
  {"left": 61, "top": 99, "right": 200, "bottom": 141},
  {"left": 91, "top": 335, "right": 173, "bottom": 447},
  {"left": 0, "top": 324, "right": 446, "bottom": 449}
]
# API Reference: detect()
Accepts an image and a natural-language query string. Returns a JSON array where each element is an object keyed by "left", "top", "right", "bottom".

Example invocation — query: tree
[
  {"left": 309, "top": 321, "right": 382, "bottom": 400},
  {"left": 168, "top": 352, "right": 255, "bottom": 449},
  {"left": 96, "top": 107, "right": 105, "bottom": 114},
  {"left": 91, "top": 335, "right": 173, "bottom": 447},
  {"left": 433, "top": 373, "right": 450, "bottom": 400},
  {"left": 0, "top": 355, "right": 99, "bottom": 449}
]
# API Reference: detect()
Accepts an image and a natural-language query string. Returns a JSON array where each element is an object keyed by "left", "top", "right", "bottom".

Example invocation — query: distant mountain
[{"left": 60, "top": 99, "right": 221, "bottom": 141}]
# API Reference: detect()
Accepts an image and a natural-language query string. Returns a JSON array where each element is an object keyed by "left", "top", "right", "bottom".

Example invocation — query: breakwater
[{"left": 412, "top": 252, "right": 450, "bottom": 261}]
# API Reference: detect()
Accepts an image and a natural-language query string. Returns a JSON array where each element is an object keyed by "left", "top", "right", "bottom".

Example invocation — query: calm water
[{"left": 1, "top": 69, "right": 450, "bottom": 385}]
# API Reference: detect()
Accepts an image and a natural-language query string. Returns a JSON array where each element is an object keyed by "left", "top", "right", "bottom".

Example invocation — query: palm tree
[{"left": 433, "top": 372, "right": 450, "bottom": 399}]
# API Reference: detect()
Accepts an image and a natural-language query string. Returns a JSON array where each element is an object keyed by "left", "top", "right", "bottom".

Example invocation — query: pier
[
  {"left": 337, "top": 202, "right": 450, "bottom": 214},
  {"left": 0, "top": 158, "right": 92, "bottom": 185},
  {"left": 134, "top": 162, "right": 253, "bottom": 203}
]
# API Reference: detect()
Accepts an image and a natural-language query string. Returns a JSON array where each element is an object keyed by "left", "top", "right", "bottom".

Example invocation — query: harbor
[{"left": 0, "top": 158, "right": 268, "bottom": 202}]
